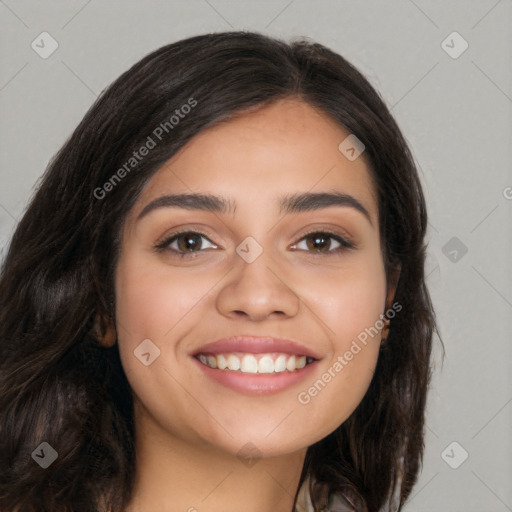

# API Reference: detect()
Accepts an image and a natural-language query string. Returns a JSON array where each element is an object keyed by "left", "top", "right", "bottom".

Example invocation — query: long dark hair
[{"left": 0, "top": 31, "right": 439, "bottom": 512}]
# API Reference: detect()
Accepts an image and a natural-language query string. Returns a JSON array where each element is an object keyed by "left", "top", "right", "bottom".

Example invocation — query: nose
[{"left": 215, "top": 250, "right": 300, "bottom": 322}]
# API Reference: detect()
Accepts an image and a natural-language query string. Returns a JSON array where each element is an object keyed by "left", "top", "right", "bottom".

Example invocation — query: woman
[{"left": 0, "top": 31, "right": 439, "bottom": 512}]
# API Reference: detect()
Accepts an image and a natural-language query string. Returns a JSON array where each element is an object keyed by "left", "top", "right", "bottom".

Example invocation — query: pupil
[
  {"left": 179, "top": 233, "right": 201, "bottom": 251},
  {"left": 308, "top": 234, "right": 329, "bottom": 251}
]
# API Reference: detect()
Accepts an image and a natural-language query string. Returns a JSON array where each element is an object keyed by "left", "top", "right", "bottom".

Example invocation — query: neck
[{"left": 125, "top": 402, "right": 307, "bottom": 512}]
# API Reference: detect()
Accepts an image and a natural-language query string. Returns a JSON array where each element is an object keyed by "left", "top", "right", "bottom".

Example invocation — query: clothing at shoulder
[
  {"left": 294, "top": 477, "right": 355, "bottom": 512},
  {"left": 294, "top": 475, "right": 402, "bottom": 512}
]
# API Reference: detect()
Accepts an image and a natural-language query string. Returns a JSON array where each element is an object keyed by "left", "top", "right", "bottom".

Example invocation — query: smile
[
  {"left": 196, "top": 352, "right": 316, "bottom": 373},
  {"left": 191, "top": 335, "right": 321, "bottom": 395}
]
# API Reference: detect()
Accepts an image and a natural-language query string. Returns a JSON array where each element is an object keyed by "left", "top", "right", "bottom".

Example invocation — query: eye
[
  {"left": 290, "top": 231, "right": 354, "bottom": 255},
  {"left": 155, "top": 230, "right": 218, "bottom": 257}
]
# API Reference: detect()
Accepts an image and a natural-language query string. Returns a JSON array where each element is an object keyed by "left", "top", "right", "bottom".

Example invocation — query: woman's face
[{"left": 114, "top": 98, "right": 392, "bottom": 458}]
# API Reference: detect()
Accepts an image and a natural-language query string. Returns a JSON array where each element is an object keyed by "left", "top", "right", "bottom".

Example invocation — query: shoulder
[{"left": 294, "top": 476, "right": 356, "bottom": 512}]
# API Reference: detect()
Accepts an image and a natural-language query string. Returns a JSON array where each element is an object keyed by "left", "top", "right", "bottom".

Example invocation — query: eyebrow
[{"left": 136, "top": 191, "right": 372, "bottom": 225}]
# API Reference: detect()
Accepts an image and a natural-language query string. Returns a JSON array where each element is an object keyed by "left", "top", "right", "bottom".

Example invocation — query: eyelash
[
  {"left": 154, "top": 229, "right": 355, "bottom": 259},
  {"left": 154, "top": 230, "right": 217, "bottom": 259},
  {"left": 292, "top": 229, "right": 355, "bottom": 255}
]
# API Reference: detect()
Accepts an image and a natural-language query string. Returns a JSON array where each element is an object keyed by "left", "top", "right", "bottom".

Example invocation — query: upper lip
[{"left": 192, "top": 335, "right": 321, "bottom": 360}]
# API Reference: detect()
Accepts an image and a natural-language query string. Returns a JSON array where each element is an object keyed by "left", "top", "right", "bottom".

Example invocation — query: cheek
[
  {"left": 299, "top": 251, "right": 387, "bottom": 345},
  {"left": 112, "top": 253, "right": 199, "bottom": 396},
  {"left": 113, "top": 254, "right": 217, "bottom": 439},
  {"left": 114, "top": 254, "right": 214, "bottom": 343},
  {"left": 291, "top": 254, "right": 386, "bottom": 435}
]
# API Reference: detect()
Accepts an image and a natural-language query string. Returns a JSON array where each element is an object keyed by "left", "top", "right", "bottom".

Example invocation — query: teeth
[
  {"left": 286, "top": 355, "right": 296, "bottom": 372},
  {"left": 197, "top": 352, "right": 314, "bottom": 373},
  {"left": 217, "top": 354, "right": 227, "bottom": 370},
  {"left": 227, "top": 354, "right": 240, "bottom": 371},
  {"left": 258, "top": 355, "right": 274, "bottom": 373},
  {"left": 240, "top": 354, "right": 258, "bottom": 373},
  {"left": 274, "top": 355, "right": 287, "bottom": 372}
]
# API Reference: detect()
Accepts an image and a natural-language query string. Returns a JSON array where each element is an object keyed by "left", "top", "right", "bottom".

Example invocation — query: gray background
[{"left": 1, "top": 1, "right": 511, "bottom": 510}]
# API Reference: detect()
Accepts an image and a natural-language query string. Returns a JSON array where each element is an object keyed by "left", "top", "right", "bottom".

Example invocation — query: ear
[
  {"left": 92, "top": 311, "right": 117, "bottom": 347},
  {"left": 381, "top": 263, "right": 401, "bottom": 344},
  {"left": 385, "top": 263, "right": 401, "bottom": 311}
]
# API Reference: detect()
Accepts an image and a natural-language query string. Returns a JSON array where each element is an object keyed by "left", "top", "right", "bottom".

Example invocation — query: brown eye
[
  {"left": 292, "top": 231, "right": 354, "bottom": 254},
  {"left": 305, "top": 233, "right": 334, "bottom": 251},
  {"left": 175, "top": 232, "right": 206, "bottom": 252},
  {"left": 155, "top": 231, "right": 218, "bottom": 256}
]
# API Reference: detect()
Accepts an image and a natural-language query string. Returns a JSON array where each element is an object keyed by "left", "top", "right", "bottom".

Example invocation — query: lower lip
[{"left": 192, "top": 357, "right": 318, "bottom": 396}]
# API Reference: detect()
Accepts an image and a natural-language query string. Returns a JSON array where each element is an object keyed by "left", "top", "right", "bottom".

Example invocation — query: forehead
[{"left": 134, "top": 98, "right": 378, "bottom": 223}]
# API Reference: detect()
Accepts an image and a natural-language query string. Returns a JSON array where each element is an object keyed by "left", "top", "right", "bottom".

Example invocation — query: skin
[{"left": 104, "top": 98, "right": 398, "bottom": 512}]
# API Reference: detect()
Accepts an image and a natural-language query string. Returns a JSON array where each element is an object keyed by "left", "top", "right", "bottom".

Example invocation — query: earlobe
[
  {"left": 385, "top": 263, "right": 402, "bottom": 311},
  {"left": 102, "top": 322, "right": 117, "bottom": 347},
  {"left": 382, "top": 263, "right": 401, "bottom": 344},
  {"left": 380, "top": 318, "right": 391, "bottom": 342},
  {"left": 92, "top": 312, "right": 117, "bottom": 347}
]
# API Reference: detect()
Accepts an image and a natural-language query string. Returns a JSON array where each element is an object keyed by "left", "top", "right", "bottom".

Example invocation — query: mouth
[
  {"left": 195, "top": 352, "right": 316, "bottom": 374},
  {"left": 191, "top": 336, "right": 321, "bottom": 395}
]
